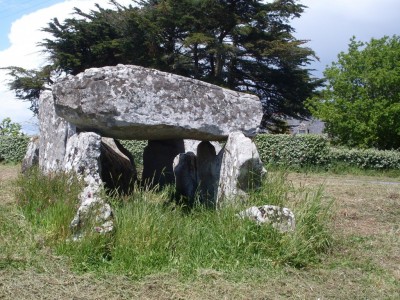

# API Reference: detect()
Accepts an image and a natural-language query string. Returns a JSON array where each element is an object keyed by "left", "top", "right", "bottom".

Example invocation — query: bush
[
  {"left": 330, "top": 147, "right": 400, "bottom": 170},
  {"left": 0, "top": 135, "right": 29, "bottom": 163},
  {"left": 119, "top": 140, "right": 147, "bottom": 165},
  {"left": 255, "top": 134, "right": 330, "bottom": 168}
]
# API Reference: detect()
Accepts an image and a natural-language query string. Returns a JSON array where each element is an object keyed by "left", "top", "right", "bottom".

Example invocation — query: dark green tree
[
  {"left": 307, "top": 36, "right": 400, "bottom": 150},
  {"left": 2, "top": 66, "right": 53, "bottom": 115},
  {"left": 7, "top": 0, "right": 321, "bottom": 129}
]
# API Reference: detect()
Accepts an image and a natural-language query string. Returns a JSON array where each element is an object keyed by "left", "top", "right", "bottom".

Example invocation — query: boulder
[
  {"left": 21, "top": 136, "right": 39, "bottom": 173},
  {"left": 38, "top": 90, "right": 75, "bottom": 174},
  {"left": 197, "top": 141, "right": 219, "bottom": 207},
  {"left": 216, "top": 132, "right": 266, "bottom": 206},
  {"left": 53, "top": 65, "right": 262, "bottom": 141},
  {"left": 100, "top": 137, "right": 137, "bottom": 195},
  {"left": 237, "top": 205, "right": 296, "bottom": 232},
  {"left": 64, "top": 132, "right": 113, "bottom": 239},
  {"left": 173, "top": 152, "right": 198, "bottom": 205},
  {"left": 142, "top": 139, "right": 185, "bottom": 188},
  {"left": 184, "top": 139, "right": 222, "bottom": 155}
]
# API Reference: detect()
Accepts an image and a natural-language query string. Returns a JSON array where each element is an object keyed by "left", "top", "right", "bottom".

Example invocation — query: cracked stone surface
[{"left": 53, "top": 64, "right": 263, "bottom": 141}]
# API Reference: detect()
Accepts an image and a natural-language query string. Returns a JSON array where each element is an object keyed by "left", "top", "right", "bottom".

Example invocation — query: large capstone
[{"left": 53, "top": 65, "right": 262, "bottom": 141}]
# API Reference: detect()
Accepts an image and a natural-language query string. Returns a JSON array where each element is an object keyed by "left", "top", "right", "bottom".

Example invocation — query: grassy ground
[{"left": 0, "top": 164, "right": 399, "bottom": 299}]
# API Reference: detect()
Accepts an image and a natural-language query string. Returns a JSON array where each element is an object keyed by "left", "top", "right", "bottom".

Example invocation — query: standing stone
[
  {"left": 216, "top": 132, "right": 266, "bottom": 206},
  {"left": 142, "top": 139, "right": 184, "bottom": 188},
  {"left": 173, "top": 152, "right": 197, "bottom": 206},
  {"left": 64, "top": 132, "right": 113, "bottom": 239},
  {"left": 197, "top": 141, "right": 219, "bottom": 207},
  {"left": 21, "top": 136, "right": 39, "bottom": 173},
  {"left": 100, "top": 137, "right": 137, "bottom": 195},
  {"left": 39, "top": 90, "right": 75, "bottom": 174},
  {"left": 53, "top": 65, "right": 263, "bottom": 141},
  {"left": 184, "top": 139, "right": 222, "bottom": 155}
]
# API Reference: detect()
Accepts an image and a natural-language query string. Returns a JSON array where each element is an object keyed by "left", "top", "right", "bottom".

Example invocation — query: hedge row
[
  {"left": 255, "top": 134, "right": 400, "bottom": 170},
  {"left": 2, "top": 134, "right": 399, "bottom": 170},
  {"left": 255, "top": 134, "right": 331, "bottom": 167},
  {"left": 0, "top": 135, "right": 30, "bottom": 163},
  {"left": 330, "top": 147, "right": 400, "bottom": 170},
  {"left": 119, "top": 140, "right": 148, "bottom": 165}
]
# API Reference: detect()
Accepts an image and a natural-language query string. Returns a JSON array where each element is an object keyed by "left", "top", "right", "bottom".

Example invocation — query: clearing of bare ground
[{"left": 1, "top": 164, "right": 399, "bottom": 299}]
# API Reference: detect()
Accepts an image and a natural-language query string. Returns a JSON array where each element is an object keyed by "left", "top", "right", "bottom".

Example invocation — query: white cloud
[
  {"left": 0, "top": 0, "right": 133, "bottom": 133},
  {"left": 292, "top": 0, "right": 400, "bottom": 76}
]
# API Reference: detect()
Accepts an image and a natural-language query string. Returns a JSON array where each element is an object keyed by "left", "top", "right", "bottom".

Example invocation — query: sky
[{"left": 0, "top": 0, "right": 399, "bottom": 134}]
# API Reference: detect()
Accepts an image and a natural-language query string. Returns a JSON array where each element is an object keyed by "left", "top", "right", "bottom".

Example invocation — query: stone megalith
[
  {"left": 100, "top": 137, "right": 137, "bottom": 195},
  {"left": 21, "top": 136, "right": 39, "bottom": 173},
  {"left": 173, "top": 152, "right": 198, "bottom": 205},
  {"left": 52, "top": 64, "right": 262, "bottom": 141},
  {"left": 173, "top": 133, "right": 265, "bottom": 207},
  {"left": 64, "top": 132, "right": 113, "bottom": 238},
  {"left": 216, "top": 132, "right": 266, "bottom": 206},
  {"left": 142, "top": 139, "right": 185, "bottom": 188},
  {"left": 38, "top": 90, "right": 75, "bottom": 174},
  {"left": 197, "top": 141, "right": 219, "bottom": 207}
]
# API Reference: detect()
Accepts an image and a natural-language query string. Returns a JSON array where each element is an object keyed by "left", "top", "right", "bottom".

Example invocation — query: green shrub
[
  {"left": 119, "top": 140, "right": 147, "bottom": 165},
  {"left": 330, "top": 147, "right": 400, "bottom": 170},
  {"left": 255, "top": 134, "right": 330, "bottom": 168},
  {"left": 0, "top": 135, "right": 29, "bottom": 163}
]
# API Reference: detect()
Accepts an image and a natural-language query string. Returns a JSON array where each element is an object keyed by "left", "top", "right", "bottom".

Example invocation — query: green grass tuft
[{"left": 16, "top": 169, "right": 334, "bottom": 280}]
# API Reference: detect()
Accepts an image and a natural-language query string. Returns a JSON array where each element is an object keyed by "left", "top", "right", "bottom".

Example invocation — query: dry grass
[{"left": 1, "top": 165, "right": 399, "bottom": 299}]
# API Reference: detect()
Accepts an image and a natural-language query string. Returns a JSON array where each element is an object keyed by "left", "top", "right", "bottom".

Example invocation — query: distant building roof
[{"left": 286, "top": 118, "right": 325, "bottom": 135}]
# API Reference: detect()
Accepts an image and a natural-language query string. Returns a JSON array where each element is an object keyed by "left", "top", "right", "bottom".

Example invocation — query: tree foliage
[
  {"left": 2, "top": 66, "right": 53, "bottom": 115},
  {"left": 0, "top": 117, "right": 25, "bottom": 137},
  {"left": 307, "top": 36, "right": 400, "bottom": 150},
  {"left": 6, "top": 0, "right": 321, "bottom": 128}
]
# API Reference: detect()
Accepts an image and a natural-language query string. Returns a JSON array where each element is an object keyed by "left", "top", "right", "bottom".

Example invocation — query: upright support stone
[
  {"left": 64, "top": 132, "right": 113, "bottom": 239},
  {"left": 173, "top": 152, "right": 198, "bottom": 206},
  {"left": 142, "top": 139, "right": 185, "bottom": 188},
  {"left": 197, "top": 141, "right": 219, "bottom": 207},
  {"left": 21, "top": 136, "right": 39, "bottom": 173},
  {"left": 38, "top": 90, "right": 75, "bottom": 174},
  {"left": 100, "top": 138, "right": 137, "bottom": 195},
  {"left": 216, "top": 132, "right": 266, "bottom": 206}
]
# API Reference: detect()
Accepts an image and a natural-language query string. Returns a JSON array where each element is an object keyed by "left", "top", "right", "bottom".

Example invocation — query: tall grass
[
  {"left": 16, "top": 168, "right": 82, "bottom": 244},
  {"left": 16, "top": 169, "right": 333, "bottom": 279}
]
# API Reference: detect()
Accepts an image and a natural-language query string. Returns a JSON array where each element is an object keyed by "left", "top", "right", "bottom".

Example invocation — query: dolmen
[{"left": 25, "top": 64, "right": 268, "bottom": 238}]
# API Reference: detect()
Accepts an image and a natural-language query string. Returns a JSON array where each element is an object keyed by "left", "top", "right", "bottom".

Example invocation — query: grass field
[{"left": 0, "top": 164, "right": 399, "bottom": 299}]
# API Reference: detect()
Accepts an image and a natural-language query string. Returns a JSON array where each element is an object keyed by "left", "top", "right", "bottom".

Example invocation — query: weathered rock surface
[
  {"left": 173, "top": 132, "right": 265, "bottom": 207},
  {"left": 142, "top": 139, "right": 184, "bottom": 188},
  {"left": 64, "top": 132, "right": 113, "bottom": 239},
  {"left": 217, "top": 131, "right": 266, "bottom": 206},
  {"left": 39, "top": 90, "right": 75, "bottom": 174},
  {"left": 184, "top": 140, "right": 222, "bottom": 155},
  {"left": 237, "top": 205, "right": 296, "bottom": 232},
  {"left": 100, "top": 137, "right": 137, "bottom": 194},
  {"left": 173, "top": 152, "right": 198, "bottom": 205},
  {"left": 197, "top": 141, "right": 219, "bottom": 207},
  {"left": 53, "top": 64, "right": 262, "bottom": 141},
  {"left": 21, "top": 136, "right": 39, "bottom": 173}
]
